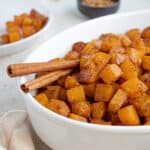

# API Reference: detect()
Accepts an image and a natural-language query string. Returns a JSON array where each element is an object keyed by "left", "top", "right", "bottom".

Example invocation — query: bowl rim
[
  {"left": 20, "top": 9, "right": 150, "bottom": 134},
  {"left": 0, "top": 10, "right": 53, "bottom": 49}
]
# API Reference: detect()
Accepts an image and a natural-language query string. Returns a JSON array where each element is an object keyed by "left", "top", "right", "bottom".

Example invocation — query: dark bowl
[{"left": 77, "top": 0, "right": 120, "bottom": 18}]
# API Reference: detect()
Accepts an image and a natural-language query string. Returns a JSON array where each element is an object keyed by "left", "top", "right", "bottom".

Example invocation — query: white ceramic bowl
[
  {"left": 20, "top": 10, "right": 150, "bottom": 150},
  {"left": 0, "top": 0, "right": 52, "bottom": 56}
]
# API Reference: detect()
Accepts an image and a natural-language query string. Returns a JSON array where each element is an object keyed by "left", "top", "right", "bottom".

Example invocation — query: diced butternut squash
[
  {"left": 93, "top": 52, "right": 111, "bottom": 71},
  {"left": 22, "top": 16, "right": 33, "bottom": 25},
  {"left": 120, "top": 60, "right": 137, "bottom": 80},
  {"left": 118, "top": 105, "right": 140, "bottom": 125},
  {"left": 130, "top": 95, "right": 150, "bottom": 117},
  {"left": 119, "top": 34, "right": 131, "bottom": 47},
  {"left": 14, "top": 15, "right": 23, "bottom": 26},
  {"left": 108, "top": 89, "right": 128, "bottom": 113},
  {"left": 94, "top": 83, "right": 115, "bottom": 102},
  {"left": 101, "top": 33, "right": 121, "bottom": 52},
  {"left": 34, "top": 93, "right": 49, "bottom": 106},
  {"left": 8, "top": 32, "right": 21, "bottom": 43},
  {"left": 91, "top": 102, "right": 106, "bottom": 119},
  {"left": 131, "top": 38, "right": 145, "bottom": 50},
  {"left": 46, "top": 99, "right": 70, "bottom": 116},
  {"left": 45, "top": 86, "right": 61, "bottom": 100},
  {"left": 142, "top": 55, "right": 150, "bottom": 71},
  {"left": 142, "top": 27, "right": 150, "bottom": 39},
  {"left": 67, "top": 85, "right": 86, "bottom": 104},
  {"left": 121, "top": 78, "right": 148, "bottom": 98},
  {"left": 111, "top": 53, "right": 128, "bottom": 65},
  {"left": 59, "top": 87, "right": 67, "bottom": 101},
  {"left": 1, "top": 34, "right": 9, "bottom": 44},
  {"left": 22, "top": 25, "right": 36, "bottom": 37},
  {"left": 125, "top": 48, "right": 142, "bottom": 65},
  {"left": 107, "top": 112, "right": 120, "bottom": 125},
  {"left": 126, "top": 28, "right": 141, "bottom": 41},
  {"left": 84, "top": 83, "right": 96, "bottom": 98},
  {"left": 69, "top": 113, "right": 87, "bottom": 122},
  {"left": 110, "top": 46, "right": 125, "bottom": 53},
  {"left": 140, "top": 73, "right": 150, "bottom": 89},
  {"left": 72, "top": 41, "right": 86, "bottom": 53},
  {"left": 99, "top": 64, "right": 122, "bottom": 84},
  {"left": 72, "top": 101, "right": 91, "bottom": 118},
  {"left": 65, "top": 76, "right": 79, "bottom": 89}
]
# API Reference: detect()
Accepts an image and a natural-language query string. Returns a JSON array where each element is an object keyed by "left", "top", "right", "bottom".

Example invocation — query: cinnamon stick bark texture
[
  {"left": 7, "top": 59, "right": 79, "bottom": 77},
  {"left": 21, "top": 69, "right": 72, "bottom": 93}
]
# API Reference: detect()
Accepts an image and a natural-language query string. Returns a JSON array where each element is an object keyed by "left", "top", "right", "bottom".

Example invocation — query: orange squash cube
[
  {"left": 22, "top": 16, "right": 33, "bottom": 25},
  {"left": 118, "top": 105, "right": 140, "bottom": 125},
  {"left": 121, "top": 78, "right": 148, "bottom": 98},
  {"left": 14, "top": 15, "right": 23, "bottom": 26},
  {"left": 142, "top": 27, "right": 150, "bottom": 39},
  {"left": 8, "top": 32, "right": 21, "bottom": 43},
  {"left": 120, "top": 59, "right": 137, "bottom": 80},
  {"left": 99, "top": 64, "right": 122, "bottom": 84},
  {"left": 34, "top": 93, "right": 49, "bottom": 106},
  {"left": 94, "top": 83, "right": 115, "bottom": 102},
  {"left": 65, "top": 76, "right": 80, "bottom": 89},
  {"left": 22, "top": 25, "right": 35, "bottom": 37},
  {"left": 1, "top": 34, "right": 9, "bottom": 44},
  {"left": 126, "top": 28, "right": 141, "bottom": 41},
  {"left": 84, "top": 83, "right": 96, "bottom": 98},
  {"left": 67, "top": 85, "right": 86, "bottom": 104},
  {"left": 108, "top": 89, "right": 128, "bottom": 113},
  {"left": 91, "top": 102, "right": 106, "bottom": 119},
  {"left": 69, "top": 113, "right": 87, "bottom": 122},
  {"left": 142, "top": 55, "right": 150, "bottom": 71},
  {"left": 64, "top": 51, "right": 80, "bottom": 60}
]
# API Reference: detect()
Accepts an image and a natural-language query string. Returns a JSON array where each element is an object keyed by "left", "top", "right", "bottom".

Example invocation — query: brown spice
[{"left": 82, "top": 0, "right": 115, "bottom": 8}]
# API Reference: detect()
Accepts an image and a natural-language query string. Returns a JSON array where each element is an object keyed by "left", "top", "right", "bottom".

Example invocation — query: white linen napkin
[{"left": 0, "top": 111, "right": 35, "bottom": 150}]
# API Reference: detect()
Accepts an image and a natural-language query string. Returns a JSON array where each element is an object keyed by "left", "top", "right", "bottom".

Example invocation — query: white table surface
[{"left": 0, "top": 0, "right": 150, "bottom": 149}]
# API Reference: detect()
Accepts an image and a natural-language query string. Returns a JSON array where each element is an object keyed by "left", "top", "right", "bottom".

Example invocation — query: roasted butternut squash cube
[
  {"left": 118, "top": 105, "right": 140, "bottom": 125},
  {"left": 120, "top": 60, "right": 137, "bottom": 80},
  {"left": 90, "top": 119, "right": 112, "bottom": 125},
  {"left": 142, "top": 27, "right": 150, "bottom": 39},
  {"left": 22, "top": 16, "right": 33, "bottom": 25},
  {"left": 69, "top": 113, "right": 87, "bottom": 122},
  {"left": 101, "top": 33, "right": 121, "bottom": 52},
  {"left": 14, "top": 15, "right": 23, "bottom": 26},
  {"left": 140, "top": 73, "right": 150, "bottom": 89},
  {"left": 67, "top": 85, "right": 86, "bottom": 104},
  {"left": 93, "top": 52, "right": 111, "bottom": 70},
  {"left": 142, "top": 55, "right": 150, "bottom": 71},
  {"left": 32, "top": 19, "right": 42, "bottom": 31},
  {"left": 65, "top": 76, "right": 79, "bottom": 89},
  {"left": 22, "top": 25, "right": 36, "bottom": 37},
  {"left": 91, "top": 39, "right": 102, "bottom": 49},
  {"left": 79, "top": 69, "right": 98, "bottom": 83},
  {"left": 111, "top": 53, "right": 128, "bottom": 65},
  {"left": 46, "top": 99, "right": 70, "bottom": 116},
  {"left": 72, "top": 41, "right": 86, "bottom": 53},
  {"left": 81, "top": 43, "right": 97, "bottom": 56},
  {"left": 91, "top": 102, "right": 106, "bottom": 119},
  {"left": 95, "top": 83, "right": 115, "bottom": 102},
  {"left": 126, "top": 28, "right": 141, "bottom": 41},
  {"left": 131, "top": 38, "right": 145, "bottom": 50},
  {"left": 8, "top": 32, "right": 21, "bottom": 43},
  {"left": 1, "top": 34, "right": 9, "bottom": 44},
  {"left": 130, "top": 95, "right": 150, "bottom": 117},
  {"left": 110, "top": 46, "right": 125, "bottom": 53},
  {"left": 107, "top": 112, "right": 120, "bottom": 125},
  {"left": 59, "top": 87, "right": 67, "bottom": 101},
  {"left": 72, "top": 101, "right": 91, "bottom": 118},
  {"left": 119, "top": 34, "right": 131, "bottom": 47},
  {"left": 6, "top": 22, "right": 20, "bottom": 33},
  {"left": 108, "top": 89, "right": 128, "bottom": 113},
  {"left": 99, "top": 64, "right": 122, "bottom": 84},
  {"left": 125, "top": 48, "right": 142, "bottom": 65},
  {"left": 121, "top": 78, "right": 148, "bottom": 98},
  {"left": 34, "top": 93, "right": 48, "bottom": 106},
  {"left": 144, "top": 39, "right": 150, "bottom": 47},
  {"left": 84, "top": 83, "right": 96, "bottom": 98},
  {"left": 64, "top": 51, "right": 80, "bottom": 60},
  {"left": 45, "top": 85, "right": 61, "bottom": 99}
]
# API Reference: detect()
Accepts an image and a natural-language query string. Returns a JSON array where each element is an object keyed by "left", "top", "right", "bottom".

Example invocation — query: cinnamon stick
[
  {"left": 21, "top": 69, "right": 72, "bottom": 93},
  {"left": 7, "top": 59, "right": 79, "bottom": 77}
]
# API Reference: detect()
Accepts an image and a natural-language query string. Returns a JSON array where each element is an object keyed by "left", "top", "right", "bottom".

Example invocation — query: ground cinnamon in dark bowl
[{"left": 82, "top": 0, "right": 116, "bottom": 8}]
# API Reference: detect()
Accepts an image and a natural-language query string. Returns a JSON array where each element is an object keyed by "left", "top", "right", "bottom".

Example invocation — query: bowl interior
[{"left": 21, "top": 10, "right": 150, "bottom": 132}]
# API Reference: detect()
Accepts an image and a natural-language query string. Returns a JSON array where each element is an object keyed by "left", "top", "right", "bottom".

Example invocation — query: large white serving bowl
[
  {"left": 20, "top": 10, "right": 150, "bottom": 150},
  {"left": 0, "top": 0, "right": 52, "bottom": 56}
]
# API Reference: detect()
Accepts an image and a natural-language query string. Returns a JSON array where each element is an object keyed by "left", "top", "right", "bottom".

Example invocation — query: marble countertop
[{"left": 1, "top": 0, "right": 150, "bottom": 149}]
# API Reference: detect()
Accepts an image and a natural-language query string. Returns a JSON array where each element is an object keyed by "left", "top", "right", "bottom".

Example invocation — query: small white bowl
[
  {"left": 20, "top": 10, "right": 150, "bottom": 150},
  {"left": 0, "top": 0, "right": 52, "bottom": 56}
]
